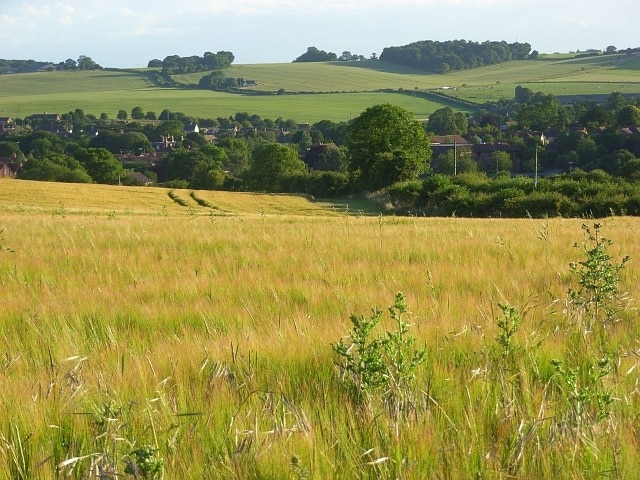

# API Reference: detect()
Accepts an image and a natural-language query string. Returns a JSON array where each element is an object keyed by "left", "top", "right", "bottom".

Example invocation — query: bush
[
  {"left": 504, "top": 191, "right": 576, "bottom": 217},
  {"left": 332, "top": 293, "right": 426, "bottom": 420},
  {"left": 387, "top": 180, "right": 422, "bottom": 205}
]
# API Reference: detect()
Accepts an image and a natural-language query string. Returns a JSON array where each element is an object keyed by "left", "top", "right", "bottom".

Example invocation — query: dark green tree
[
  {"left": 121, "top": 131, "right": 152, "bottom": 154},
  {"left": 0, "top": 141, "right": 22, "bottom": 157},
  {"left": 154, "top": 120, "right": 186, "bottom": 140},
  {"left": 131, "top": 107, "right": 145, "bottom": 120},
  {"left": 616, "top": 106, "right": 640, "bottom": 127},
  {"left": 426, "top": 107, "right": 466, "bottom": 135},
  {"left": 77, "top": 55, "right": 100, "bottom": 70},
  {"left": 516, "top": 94, "right": 563, "bottom": 130},
  {"left": 576, "top": 137, "right": 598, "bottom": 168},
  {"left": 245, "top": 143, "right": 306, "bottom": 192},
  {"left": 293, "top": 47, "right": 338, "bottom": 63},
  {"left": 189, "top": 145, "right": 228, "bottom": 189},
  {"left": 347, "top": 104, "right": 431, "bottom": 190},
  {"left": 433, "top": 148, "right": 477, "bottom": 175},
  {"left": 217, "top": 138, "right": 251, "bottom": 176},
  {"left": 488, "top": 150, "right": 513, "bottom": 175},
  {"left": 304, "top": 143, "right": 346, "bottom": 172},
  {"left": 163, "top": 148, "right": 202, "bottom": 182},
  {"left": 18, "top": 153, "right": 92, "bottom": 183},
  {"left": 74, "top": 148, "right": 124, "bottom": 184}
]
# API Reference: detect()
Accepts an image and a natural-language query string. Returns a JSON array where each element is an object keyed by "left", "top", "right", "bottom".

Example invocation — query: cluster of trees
[
  {"left": 294, "top": 47, "right": 338, "bottom": 63},
  {"left": 0, "top": 59, "right": 52, "bottom": 73},
  {"left": 0, "top": 56, "right": 102, "bottom": 73},
  {"left": 198, "top": 72, "right": 250, "bottom": 91},
  {"left": 293, "top": 47, "right": 370, "bottom": 63},
  {"left": 4, "top": 130, "right": 123, "bottom": 184},
  {"left": 59, "top": 55, "right": 102, "bottom": 71},
  {"left": 148, "top": 51, "right": 235, "bottom": 75},
  {"left": 380, "top": 39, "right": 532, "bottom": 73},
  {"left": 426, "top": 107, "right": 468, "bottom": 135}
]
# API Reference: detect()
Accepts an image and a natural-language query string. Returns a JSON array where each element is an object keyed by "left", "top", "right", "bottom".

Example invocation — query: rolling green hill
[{"left": 1, "top": 53, "right": 638, "bottom": 123}]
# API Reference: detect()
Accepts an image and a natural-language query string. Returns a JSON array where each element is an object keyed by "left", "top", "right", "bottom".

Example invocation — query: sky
[{"left": 1, "top": 0, "right": 638, "bottom": 68}]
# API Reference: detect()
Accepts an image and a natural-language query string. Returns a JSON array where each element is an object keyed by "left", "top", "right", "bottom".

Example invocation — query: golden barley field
[{"left": 0, "top": 179, "right": 639, "bottom": 479}]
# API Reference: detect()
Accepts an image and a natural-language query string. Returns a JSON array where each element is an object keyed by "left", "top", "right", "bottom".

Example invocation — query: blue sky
[{"left": 1, "top": 0, "right": 638, "bottom": 67}]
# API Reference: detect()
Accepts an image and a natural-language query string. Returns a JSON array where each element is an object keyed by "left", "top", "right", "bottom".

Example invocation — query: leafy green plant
[
  {"left": 551, "top": 356, "right": 614, "bottom": 430},
  {"left": 124, "top": 445, "right": 164, "bottom": 479},
  {"left": 568, "top": 223, "right": 630, "bottom": 332},
  {"left": 332, "top": 292, "right": 426, "bottom": 420},
  {"left": 494, "top": 303, "right": 522, "bottom": 359}
]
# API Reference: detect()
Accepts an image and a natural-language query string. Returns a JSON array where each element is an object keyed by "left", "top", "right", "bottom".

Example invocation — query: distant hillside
[{"left": 1, "top": 53, "right": 639, "bottom": 122}]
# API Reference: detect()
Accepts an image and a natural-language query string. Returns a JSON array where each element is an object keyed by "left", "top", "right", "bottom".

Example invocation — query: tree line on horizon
[
  {"left": 147, "top": 51, "right": 235, "bottom": 75},
  {"left": 379, "top": 39, "right": 533, "bottom": 73}
]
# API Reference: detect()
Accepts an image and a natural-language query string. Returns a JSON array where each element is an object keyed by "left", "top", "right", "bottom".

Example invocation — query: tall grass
[{"left": 0, "top": 181, "right": 639, "bottom": 478}]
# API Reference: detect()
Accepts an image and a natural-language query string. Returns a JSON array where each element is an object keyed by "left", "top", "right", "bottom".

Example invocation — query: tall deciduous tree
[
  {"left": 488, "top": 150, "right": 513, "bottom": 175},
  {"left": 426, "top": 107, "right": 466, "bottom": 135},
  {"left": 74, "top": 148, "right": 123, "bottom": 184},
  {"left": 616, "top": 106, "right": 640, "bottom": 127},
  {"left": 245, "top": 143, "right": 306, "bottom": 192},
  {"left": 131, "top": 107, "right": 145, "bottom": 120},
  {"left": 347, "top": 104, "right": 431, "bottom": 190},
  {"left": 516, "top": 94, "right": 563, "bottom": 130}
]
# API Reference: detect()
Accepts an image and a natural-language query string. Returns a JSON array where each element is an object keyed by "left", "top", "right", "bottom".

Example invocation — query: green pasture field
[
  {"left": 173, "top": 60, "right": 443, "bottom": 92},
  {"left": 1, "top": 53, "right": 639, "bottom": 123},
  {"left": 0, "top": 71, "right": 439, "bottom": 123},
  {"left": 1, "top": 179, "right": 639, "bottom": 478},
  {"left": 450, "top": 54, "right": 640, "bottom": 102}
]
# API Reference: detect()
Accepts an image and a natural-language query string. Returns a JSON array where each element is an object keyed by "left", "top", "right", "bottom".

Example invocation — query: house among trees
[
  {"left": 126, "top": 171, "right": 154, "bottom": 186},
  {"left": 38, "top": 123, "right": 73, "bottom": 138},
  {"left": 429, "top": 135, "right": 472, "bottom": 159},
  {"left": 0, "top": 117, "right": 14, "bottom": 132},
  {"left": 620, "top": 126, "right": 640, "bottom": 136},
  {"left": 0, "top": 158, "right": 21, "bottom": 178},
  {"left": 26, "top": 112, "right": 61, "bottom": 123},
  {"left": 184, "top": 123, "right": 199, "bottom": 134},
  {"left": 152, "top": 135, "right": 178, "bottom": 155}
]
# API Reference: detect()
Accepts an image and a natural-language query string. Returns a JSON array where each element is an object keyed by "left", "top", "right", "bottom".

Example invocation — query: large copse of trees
[
  {"left": 380, "top": 39, "right": 532, "bottom": 73},
  {"left": 150, "top": 51, "right": 235, "bottom": 75}
]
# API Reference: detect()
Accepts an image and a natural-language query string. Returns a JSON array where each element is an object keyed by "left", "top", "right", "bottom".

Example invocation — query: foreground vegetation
[{"left": 0, "top": 181, "right": 639, "bottom": 478}]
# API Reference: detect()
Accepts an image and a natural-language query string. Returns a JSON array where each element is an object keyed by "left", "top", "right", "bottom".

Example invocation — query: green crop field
[
  {"left": 1, "top": 53, "right": 638, "bottom": 123},
  {"left": 0, "top": 72, "right": 441, "bottom": 123},
  {"left": 1, "top": 179, "right": 639, "bottom": 478}
]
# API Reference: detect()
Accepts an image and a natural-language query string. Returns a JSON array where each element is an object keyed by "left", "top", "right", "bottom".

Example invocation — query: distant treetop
[
  {"left": 293, "top": 47, "right": 338, "bottom": 63},
  {"left": 379, "top": 39, "right": 532, "bottom": 74}
]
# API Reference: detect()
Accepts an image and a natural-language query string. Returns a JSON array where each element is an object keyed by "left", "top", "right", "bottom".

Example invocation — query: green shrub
[{"left": 332, "top": 292, "right": 426, "bottom": 421}]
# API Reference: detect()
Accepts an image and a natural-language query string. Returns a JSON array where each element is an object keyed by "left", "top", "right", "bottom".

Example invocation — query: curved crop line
[
  {"left": 167, "top": 190, "right": 189, "bottom": 208},
  {"left": 189, "top": 191, "right": 229, "bottom": 214}
]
